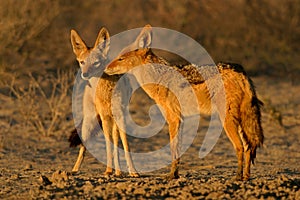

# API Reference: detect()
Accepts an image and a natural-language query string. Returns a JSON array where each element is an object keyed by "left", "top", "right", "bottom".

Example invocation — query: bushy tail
[
  {"left": 68, "top": 121, "right": 82, "bottom": 148},
  {"left": 240, "top": 79, "right": 264, "bottom": 164},
  {"left": 218, "top": 62, "right": 264, "bottom": 164},
  {"left": 68, "top": 115, "right": 102, "bottom": 148}
]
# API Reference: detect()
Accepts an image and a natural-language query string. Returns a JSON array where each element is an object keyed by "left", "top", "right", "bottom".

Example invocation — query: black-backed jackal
[
  {"left": 70, "top": 28, "right": 139, "bottom": 177},
  {"left": 104, "top": 25, "right": 264, "bottom": 180}
]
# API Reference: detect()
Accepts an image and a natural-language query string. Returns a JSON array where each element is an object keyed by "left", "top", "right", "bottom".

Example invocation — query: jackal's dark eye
[
  {"left": 94, "top": 61, "right": 101, "bottom": 67},
  {"left": 118, "top": 57, "right": 124, "bottom": 61},
  {"left": 79, "top": 61, "right": 85, "bottom": 65}
]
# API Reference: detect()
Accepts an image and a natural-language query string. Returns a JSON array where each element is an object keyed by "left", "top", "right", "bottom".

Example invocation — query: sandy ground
[{"left": 0, "top": 76, "right": 299, "bottom": 199}]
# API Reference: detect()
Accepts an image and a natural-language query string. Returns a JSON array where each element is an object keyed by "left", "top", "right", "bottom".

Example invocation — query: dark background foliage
[{"left": 1, "top": 0, "right": 299, "bottom": 78}]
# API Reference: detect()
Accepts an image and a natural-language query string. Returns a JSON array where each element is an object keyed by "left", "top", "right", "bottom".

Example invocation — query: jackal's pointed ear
[
  {"left": 135, "top": 24, "right": 152, "bottom": 49},
  {"left": 94, "top": 27, "right": 110, "bottom": 56},
  {"left": 70, "top": 29, "right": 88, "bottom": 57}
]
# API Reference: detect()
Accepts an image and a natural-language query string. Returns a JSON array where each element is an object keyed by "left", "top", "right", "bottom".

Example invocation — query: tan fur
[
  {"left": 70, "top": 28, "right": 139, "bottom": 177},
  {"left": 94, "top": 73, "right": 139, "bottom": 177},
  {"left": 104, "top": 25, "right": 264, "bottom": 180}
]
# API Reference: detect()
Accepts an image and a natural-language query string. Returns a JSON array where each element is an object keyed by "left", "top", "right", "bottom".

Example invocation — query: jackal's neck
[
  {"left": 144, "top": 49, "right": 170, "bottom": 66},
  {"left": 88, "top": 77, "right": 98, "bottom": 88}
]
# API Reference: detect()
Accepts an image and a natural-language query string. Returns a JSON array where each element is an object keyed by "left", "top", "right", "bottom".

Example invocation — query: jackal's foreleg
[
  {"left": 101, "top": 118, "right": 114, "bottom": 176},
  {"left": 112, "top": 124, "right": 121, "bottom": 176},
  {"left": 119, "top": 127, "right": 140, "bottom": 178}
]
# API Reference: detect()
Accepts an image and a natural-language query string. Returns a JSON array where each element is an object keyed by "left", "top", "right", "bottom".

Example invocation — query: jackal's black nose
[{"left": 81, "top": 72, "right": 89, "bottom": 80}]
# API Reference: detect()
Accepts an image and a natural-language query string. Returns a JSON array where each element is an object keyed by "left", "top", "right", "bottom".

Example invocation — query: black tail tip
[
  {"left": 68, "top": 129, "right": 82, "bottom": 147},
  {"left": 251, "top": 148, "right": 258, "bottom": 165}
]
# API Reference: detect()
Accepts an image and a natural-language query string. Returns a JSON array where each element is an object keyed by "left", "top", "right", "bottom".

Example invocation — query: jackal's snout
[{"left": 81, "top": 72, "right": 90, "bottom": 80}]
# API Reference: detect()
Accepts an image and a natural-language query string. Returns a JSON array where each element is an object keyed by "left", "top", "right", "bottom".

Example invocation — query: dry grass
[{"left": 5, "top": 69, "right": 74, "bottom": 136}]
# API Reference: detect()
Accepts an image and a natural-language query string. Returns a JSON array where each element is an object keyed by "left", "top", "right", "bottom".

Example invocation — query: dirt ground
[{"left": 0, "top": 75, "right": 299, "bottom": 199}]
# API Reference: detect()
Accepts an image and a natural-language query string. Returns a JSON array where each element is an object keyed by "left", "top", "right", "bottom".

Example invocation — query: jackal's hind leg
[
  {"left": 72, "top": 145, "right": 86, "bottom": 172},
  {"left": 243, "top": 149, "right": 251, "bottom": 181},
  {"left": 166, "top": 114, "right": 181, "bottom": 180},
  {"left": 224, "top": 118, "right": 244, "bottom": 181},
  {"left": 239, "top": 127, "right": 251, "bottom": 181},
  {"left": 168, "top": 158, "right": 180, "bottom": 180},
  {"left": 75, "top": 113, "right": 97, "bottom": 173}
]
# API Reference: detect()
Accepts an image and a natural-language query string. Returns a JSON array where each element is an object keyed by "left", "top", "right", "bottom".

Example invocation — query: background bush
[
  {"left": 0, "top": 0, "right": 299, "bottom": 135},
  {"left": 1, "top": 0, "right": 298, "bottom": 76}
]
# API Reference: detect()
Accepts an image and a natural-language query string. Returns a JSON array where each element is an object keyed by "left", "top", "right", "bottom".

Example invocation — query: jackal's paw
[
  {"left": 115, "top": 170, "right": 123, "bottom": 177},
  {"left": 71, "top": 168, "right": 80, "bottom": 174},
  {"left": 165, "top": 173, "right": 180, "bottom": 181},
  {"left": 242, "top": 175, "right": 250, "bottom": 181},
  {"left": 104, "top": 171, "right": 113, "bottom": 176},
  {"left": 70, "top": 170, "right": 79, "bottom": 175},
  {"left": 129, "top": 172, "right": 140, "bottom": 178},
  {"left": 235, "top": 174, "right": 243, "bottom": 181}
]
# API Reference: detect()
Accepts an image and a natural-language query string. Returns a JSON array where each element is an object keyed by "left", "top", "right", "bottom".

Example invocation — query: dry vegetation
[
  {"left": 1, "top": 0, "right": 299, "bottom": 75},
  {"left": 0, "top": 0, "right": 299, "bottom": 199},
  {"left": 0, "top": 0, "right": 298, "bottom": 136},
  {"left": 6, "top": 69, "right": 74, "bottom": 136},
  {"left": 0, "top": 0, "right": 60, "bottom": 69}
]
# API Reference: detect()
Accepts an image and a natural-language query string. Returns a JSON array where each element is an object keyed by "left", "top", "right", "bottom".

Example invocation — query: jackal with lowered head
[{"left": 104, "top": 25, "right": 264, "bottom": 181}]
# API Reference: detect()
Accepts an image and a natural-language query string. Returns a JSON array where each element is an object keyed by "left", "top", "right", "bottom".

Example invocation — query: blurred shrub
[
  {"left": 0, "top": 0, "right": 299, "bottom": 137},
  {"left": 1, "top": 0, "right": 299, "bottom": 76},
  {"left": 7, "top": 69, "right": 74, "bottom": 136},
  {"left": 0, "top": 0, "right": 60, "bottom": 68}
]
